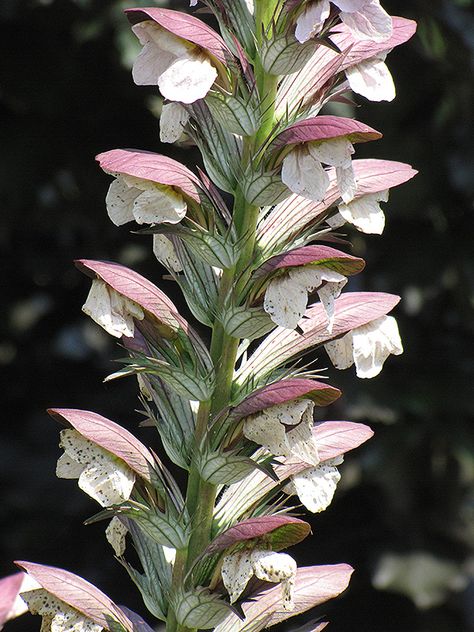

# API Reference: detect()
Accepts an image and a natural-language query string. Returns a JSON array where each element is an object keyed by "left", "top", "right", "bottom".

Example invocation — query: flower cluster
[{"left": 6, "top": 2, "right": 416, "bottom": 632}]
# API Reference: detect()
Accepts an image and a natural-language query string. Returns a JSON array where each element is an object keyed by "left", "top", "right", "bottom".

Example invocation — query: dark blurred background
[{"left": 1, "top": 0, "right": 473, "bottom": 630}]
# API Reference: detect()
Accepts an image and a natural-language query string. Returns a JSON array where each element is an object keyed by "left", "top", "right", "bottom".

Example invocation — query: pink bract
[
  {"left": 96, "top": 149, "right": 200, "bottom": 203},
  {"left": 48, "top": 408, "right": 155, "bottom": 483},
  {"left": 255, "top": 244, "right": 365, "bottom": 277},
  {"left": 14, "top": 562, "right": 134, "bottom": 632},
  {"left": 207, "top": 515, "right": 311, "bottom": 553},
  {"left": 215, "top": 564, "right": 353, "bottom": 631},
  {"left": 0, "top": 573, "right": 24, "bottom": 627},
  {"left": 274, "top": 115, "right": 382, "bottom": 148},
  {"left": 125, "top": 7, "right": 230, "bottom": 64},
  {"left": 232, "top": 378, "right": 341, "bottom": 418}
]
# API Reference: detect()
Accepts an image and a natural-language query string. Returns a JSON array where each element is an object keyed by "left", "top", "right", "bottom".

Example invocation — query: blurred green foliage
[{"left": 0, "top": 1, "right": 473, "bottom": 630}]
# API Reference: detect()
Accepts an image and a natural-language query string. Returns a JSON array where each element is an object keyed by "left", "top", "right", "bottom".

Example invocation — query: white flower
[
  {"left": 345, "top": 53, "right": 395, "bottom": 102},
  {"left": 284, "top": 456, "right": 343, "bottom": 513},
  {"left": 153, "top": 234, "right": 183, "bottom": 272},
  {"left": 132, "top": 21, "right": 218, "bottom": 104},
  {"left": 324, "top": 315, "right": 403, "bottom": 378},
  {"left": 295, "top": 1, "right": 331, "bottom": 42},
  {"left": 20, "top": 589, "right": 103, "bottom": 632},
  {"left": 337, "top": 0, "right": 392, "bottom": 43},
  {"left": 282, "top": 138, "right": 356, "bottom": 204},
  {"left": 281, "top": 145, "right": 330, "bottom": 203},
  {"left": 243, "top": 399, "right": 320, "bottom": 465},
  {"left": 160, "top": 102, "right": 190, "bottom": 143},
  {"left": 295, "top": 0, "right": 392, "bottom": 44},
  {"left": 105, "top": 517, "right": 128, "bottom": 556},
  {"left": 310, "top": 138, "right": 356, "bottom": 203},
  {"left": 337, "top": 189, "right": 389, "bottom": 234},
  {"left": 264, "top": 266, "right": 347, "bottom": 331},
  {"left": 56, "top": 429, "right": 135, "bottom": 507},
  {"left": 221, "top": 550, "right": 297, "bottom": 610},
  {"left": 82, "top": 279, "right": 144, "bottom": 339},
  {"left": 106, "top": 174, "right": 187, "bottom": 227}
]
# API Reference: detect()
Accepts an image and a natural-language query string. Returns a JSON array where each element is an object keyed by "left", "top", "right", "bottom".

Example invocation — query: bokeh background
[{"left": 1, "top": 0, "right": 473, "bottom": 630}]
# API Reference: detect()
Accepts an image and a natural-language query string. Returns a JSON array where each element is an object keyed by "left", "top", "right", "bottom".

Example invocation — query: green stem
[
  {"left": 166, "top": 549, "right": 187, "bottom": 632},
  {"left": 166, "top": 3, "right": 280, "bottom": 630}
]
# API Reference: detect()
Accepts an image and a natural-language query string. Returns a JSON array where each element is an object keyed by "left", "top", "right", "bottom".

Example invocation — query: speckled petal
[
  {"left": 160, "top": 102, "right": 190, "bottom": 143},
  {"left": 20, "top": 589, "right": 103, "bottom": 632},
  {"left": 291, "top": 266, "right": 347, "bottom": 331},
  {"left": 78, "top": 459, "right": 135, "bottom": 507},
  {"left": 243, "top": 412, "right": 289, "bottom": 456},
  {"left": 251, "top": 550, "right": 297, "bottom": 610},
  {"left": 287, "top": 422, "right": 320, "bottom": 466},
  {"left": 56, "top": 453, "right": 85, "bottom": 479},
  {"left": 263, "top": 273, "right": 308, "bottom": 329},
  {"left": 316, "top": 278, "right": 347, "bottom": 333},
  {"left": 153, "top": 234, "right": 183, "bottom": 272},
  {"left": 59, "top": 429, "right": 105, "bottom": 465},
  {"left": 105, "top": 518, "right": 128, "bottom": 556},
  {"left": 132, "top": 188, "right": 187, "bottom": 225},
  {"left": 324, "top": 332, "right": 354, "bottom": 370},
  {"left": 221, "top": 551, "right": 254, "bottom": 603},
  {"left": 243, "top": 400, "right": 316, "bottom": 460},
  {"left": 286, "top": 457, "right": 343, "bottom": 513}
]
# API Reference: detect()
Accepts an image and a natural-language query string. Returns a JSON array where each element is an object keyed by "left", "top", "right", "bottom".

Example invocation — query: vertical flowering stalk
[{"left": 6, "top": 2, "right": 417, "bottom": 632}]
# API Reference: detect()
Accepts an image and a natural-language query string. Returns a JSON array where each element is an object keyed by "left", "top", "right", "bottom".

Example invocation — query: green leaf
[
  {"left": 196, "top": 450, "right": 258, "bottom": 486},
  {"left": 107, "top": 355, "right": 214, "bottom": 402},
  {"left": 141, "top": 375, "right": 195, "bottom": 469},
  {"left": 122, "top": 564, "right": 167, "bottom": 622},
  {"left": 190, "top": 101, "right": 242, "bottom": 193},
  {"left": 128, "top": 520, "right": 172, "bottom": 592},
  {"left": 261, "top": 34, "right": 317, "bottom": 76},
  {"left": 214, "top": 0, "right": 255, "bottom": 57},
  {"left": 174, "top": 588, "right": 237, "bottom": 630},
  {"left": 206, "top": 93, "right": 258, "bottom": 137},
  {"left": 200, "top": 148, "right": 236, "bottom": 194},
  {"left": 123, "top": 503, "right": 190, "bottom": 550},
  {"left": 149, "top": 361, "right": 214, "bottom": 402},
  {"left": 243, "top": 171, "right": 291, "bottom": 207},
  {"left": 220, "top": 305, "right": 275, "bottom": 340},
  {"left": 175, "top": 245, "right": 219, "bottom": 327},
  {"left": 146, "top": 224, "right": 238, "bottom": 270}
]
